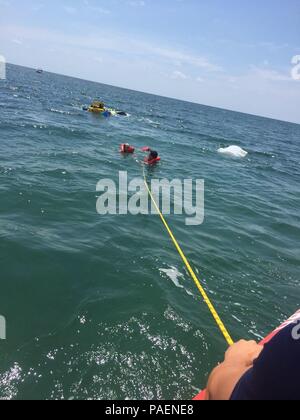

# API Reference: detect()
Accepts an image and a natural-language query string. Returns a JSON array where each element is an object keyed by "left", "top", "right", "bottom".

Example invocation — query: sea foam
[
  {"left": 218, "top": 145, "right": 248, "bottom": 158},
  {"left": 159, "top": 267, "right": 194, "bottom": 297}
]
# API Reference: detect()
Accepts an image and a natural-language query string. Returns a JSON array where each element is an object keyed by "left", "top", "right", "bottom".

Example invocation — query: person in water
[
  {"left": 120, "top": 143, "right": 135, "bottom": 154},
  {"left": 143, "top": 148, "right": 160, "bottom": 164},
  {"left": 148, "top": 150, "right": 158, "bottom": 161},
  {"left": 205, "top": 320, "right": 300, "bottom": 400}
]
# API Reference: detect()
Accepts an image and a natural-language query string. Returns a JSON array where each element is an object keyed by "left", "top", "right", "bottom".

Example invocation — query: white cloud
[
  {"left": 64, "top": 6, "right": 77, "bottom": 15},
  {"left": 171, "top": 70, "right": 188, "bottom": 80},
  {"left": 32, "top": 3, "right": 44, "bottom": 12},
  {"left": 146, "top": 45, "right": 222, "bottom": 72},
  {"left": 128, "top": 0, "right": 145, "bottom": 6},
  {"left": 0, "top": 24, "right": 220, "bottom": 74},
  {"left": 83, "top": 1, "right": 111, "bottom": 15},
  {"left": 259, "top": 41, "right": 290, "bottom": 51},
  {"left": 90, "top": 7, "right": 110, "bottom": 14},
  {"left": 11, "top": 39, "right": 23, "bottom": 45},
  {"left": 250, "top": 66, "right": 292, "bottom": 82}
]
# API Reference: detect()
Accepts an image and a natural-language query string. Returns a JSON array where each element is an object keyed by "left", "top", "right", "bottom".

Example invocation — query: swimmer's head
[{"left": 149, "top": 151, "right": 158, "bottom": 160}]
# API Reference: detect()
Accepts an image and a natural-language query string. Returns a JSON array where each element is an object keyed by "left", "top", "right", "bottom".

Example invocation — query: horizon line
[{"left": 6, "top": 61, "right": 300, "bottom": 127}]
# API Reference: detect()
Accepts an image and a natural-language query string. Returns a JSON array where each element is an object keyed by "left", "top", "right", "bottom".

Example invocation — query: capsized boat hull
[{"left": 88, "top": 107, "right": 112, "bottom": 117}]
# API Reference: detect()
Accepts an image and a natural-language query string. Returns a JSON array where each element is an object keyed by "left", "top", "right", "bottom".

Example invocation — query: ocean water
[{"left": 0, "top": 64, "right": 299, "bottom": 400}]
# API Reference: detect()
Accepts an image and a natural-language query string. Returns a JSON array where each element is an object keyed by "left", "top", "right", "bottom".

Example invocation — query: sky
[{"left": 0, "top": 0, "right": 300, "bottom": 123}]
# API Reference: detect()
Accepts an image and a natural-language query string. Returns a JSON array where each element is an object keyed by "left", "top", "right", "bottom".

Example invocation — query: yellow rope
[{"left": 143, "top": 170, "right": 234, "bottom": 346}]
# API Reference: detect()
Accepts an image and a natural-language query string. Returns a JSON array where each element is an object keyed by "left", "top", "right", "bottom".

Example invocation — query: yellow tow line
[{"left": 143, "top": 169, "right": 234, "bottom": 347}]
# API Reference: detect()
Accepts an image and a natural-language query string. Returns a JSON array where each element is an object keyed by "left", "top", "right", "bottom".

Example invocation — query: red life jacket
[
  {"left": 120, "top": 144, "right": 135, "bottom": 154},
  {"left": 144, "top": 156, "right": 161, "bottom": 165}
]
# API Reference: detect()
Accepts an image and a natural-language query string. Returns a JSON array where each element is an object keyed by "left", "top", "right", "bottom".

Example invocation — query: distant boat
[{"left": 36, "top": 69, "right": 43, "bottom": 74}]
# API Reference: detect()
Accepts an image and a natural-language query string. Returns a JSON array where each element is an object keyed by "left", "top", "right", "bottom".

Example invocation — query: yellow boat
[
  {"left": 87, "top": 101, "right": 124, "bottom": 117},
  {"left": 88, "top": 101, "right": 106, "bottom": 114}
]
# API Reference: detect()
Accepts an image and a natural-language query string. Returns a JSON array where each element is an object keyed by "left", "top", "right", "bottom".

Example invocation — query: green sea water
[{"left": 0, "top": 64, "right": 299, "bottom": 400}]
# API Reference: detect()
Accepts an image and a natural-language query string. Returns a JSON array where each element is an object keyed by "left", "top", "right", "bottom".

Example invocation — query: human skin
[{"left": 206, "top": 340, "right": 264, "bottom": 400}]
